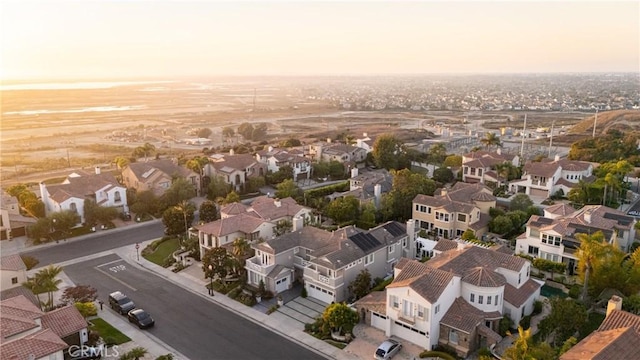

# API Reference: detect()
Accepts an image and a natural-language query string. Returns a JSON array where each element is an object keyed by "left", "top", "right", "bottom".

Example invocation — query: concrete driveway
[{"left": 345, "top": 324, "right": 425, "bottom": 360}]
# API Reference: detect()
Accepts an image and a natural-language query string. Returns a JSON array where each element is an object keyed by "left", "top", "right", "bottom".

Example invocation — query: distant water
[
  {"left": 3, "top": 105, "right": 147, "bottom": 116},
  {"left": 0, "top": 80, "right": 173, "bottom": 91}
]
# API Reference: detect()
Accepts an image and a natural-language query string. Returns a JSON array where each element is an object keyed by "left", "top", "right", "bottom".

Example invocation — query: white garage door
[
  {"left": 275, "top": 276, "right": 289, "bottom": 293},
  {"left": 391, "top": 320, "right": 429, "bottom": 348},
  {"left": 530, "top": 188, "right": 548, "bottom": 198},
  {"left": 306, "top": 283, "right": 334, "bottom": 304},
  {"left": 371, "top": 312, "right": 387, "bottom": 331}
]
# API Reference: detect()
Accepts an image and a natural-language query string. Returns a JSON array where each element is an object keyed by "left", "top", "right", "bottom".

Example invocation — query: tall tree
[
  {"left": 382, "top": 169, "right": 436, "bottom": 221},
  {"left": 480, "top": 133, "right": 502, "bottom": 149},
  {"left": 326, "top": 196, "right": 360, "bottom": 225},
  {"left": 372, "top": 134, "right": 404, "bottom": 170},
  {"left": 321, "top": 302, "right": 359, "bottom": 336},
  {"left": 275, "top": 179, "right": 300, "bottom": 199},
  {"left": 161, "top": 178, "right": 196, "bottom": 208},
  {"left": 199, "top": 200, "right": 219, "bottom": 223},
  {"left": 132, "top": 143, "right": 156, "bottom": 161},
  {"left": 576, "top": 231, "right": 607, "bottom": 303},
  {"left": 348, "top": 269, "right": 372, "bottom": 301},
  {"left": 202, "top": 247, "right": 234, "bottom": 281}
]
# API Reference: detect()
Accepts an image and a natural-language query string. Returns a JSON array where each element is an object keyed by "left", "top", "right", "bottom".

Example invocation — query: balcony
[
  {"left": 294, "top": 255, "right": 313, "bottom": 268},
  {"left": 303, "top": 267, "right": 344, "bottom": 288},
  {"left": 245, "top": 256, "right": 276, "bottom": 275}
]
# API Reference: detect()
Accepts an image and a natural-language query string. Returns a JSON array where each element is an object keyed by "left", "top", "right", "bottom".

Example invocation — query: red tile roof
[
  {"left": 41, "top": 305, "right": 87, "bottom": 338},
  {"left": 560, "top": 327, "right": 640, "bottom": 360},
  {"left": 0, "top": 328, "right": 67, "bottom": 360},
  {"left": 0, "top": 295, "right": 42, "bottom": 339},
  {"left": 440, "top": 297, "right": 502, "bottom": 334},
  {"left": 0, "top": 254, "right": 26, "bottom": 271},
  {"left": 503, "top": 279, "right": 542, "bottom": 307}
]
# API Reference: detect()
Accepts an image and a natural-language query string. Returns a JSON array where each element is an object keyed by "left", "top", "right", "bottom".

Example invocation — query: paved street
[
  {"left": 22, "top": 221, "right": 164, "bottom": 267},
  {"left": 63, "top": 254, "right": 327, "bottom": 360}
]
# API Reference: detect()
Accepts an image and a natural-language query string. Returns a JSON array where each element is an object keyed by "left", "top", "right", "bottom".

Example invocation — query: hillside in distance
[{"left": 569, "top": 110, "right": 640, "bottom": 135}]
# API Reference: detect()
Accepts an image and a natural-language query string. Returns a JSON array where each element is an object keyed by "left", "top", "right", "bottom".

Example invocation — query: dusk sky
[{"left": 1, "top": 1, "right": 638, "bottom": 80}]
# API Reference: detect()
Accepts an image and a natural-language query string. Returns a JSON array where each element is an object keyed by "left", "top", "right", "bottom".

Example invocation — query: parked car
[
  {"left": 108, "top": 291, "right": 135, "bottom": 315},
  {"left": 127, "top": 308, "right": 155, "bottom": 329},
  {"left": 374, "top": 339, "right": 402, "bottom": 360}
]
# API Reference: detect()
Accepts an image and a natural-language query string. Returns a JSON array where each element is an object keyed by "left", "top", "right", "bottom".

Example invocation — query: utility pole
[
  {"left": 519, "top": 113, "right": 527, "bottom": 165},
  {"left": 66, "top": 148, "right": 71, "bottom": 168},
  {"left": 548, "top": 119, "right": 555, "bottom": 157},
  {"left": 592, "top": 109, "right": 598, "bottom": 138}
]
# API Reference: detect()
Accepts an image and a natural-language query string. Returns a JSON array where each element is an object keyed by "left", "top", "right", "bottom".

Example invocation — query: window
[
  {"left": 428, "top": 207, "right": 432, "bottom": 214},
  {"left": 435, "top": 212, "right": 449, "bottom": 222},
  {"left": 435, "top": 304, "right": 440, "bottom": 314},
  {"left": 495, "top": 295, "right": 499, "bottom": 305},
  {"left": 417, "top": 305, "right": 425, "bottom": 319},
  {"left": 11, "top": 277, "right": 18, "bottom": 284},
  {"left": 542, "top": 233, "right": 561, "bottom": 246},
  {"left": 391, "top": 295, "right": 399, "bottom": 309},
  {"left": 403, "top": 300, "right": 414, "bottom": 317},
  {"left": 388, "top": 245, "right": 394, "bottom": 254},
  {"left": 449, "top": 329, "right": 459, "bottom": 344},
  {"left": 487, "top": 296, "right": 492, "bottom": 305},
  {"left": 479, "top": 295, "right": 483, "bottom": 304},
  {"left": 402, "top": 237, "right": 407, "bottom": 247},
  {"left": 518, "top": 273, "right": 522, "bottom": 285},
  {"left": 470, "top": 293, "right": 475, "bottom": 303},
  {"left": 528, "top": 246, "right": 539, "bottom": 256},
  {"left": 457, "top": 213, "right": 467, "bottom": 222},
  {"left": 114, "top": 191, "right": 122, "bottom": 202},
  {"left": 364, "top": 253, "right": 374, "bottom": 266}
]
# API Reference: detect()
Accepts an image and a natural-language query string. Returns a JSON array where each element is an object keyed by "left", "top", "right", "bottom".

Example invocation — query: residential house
[
  {"left": 412, "top": 182, "right": 496, "bottom": 241},
  {"left": 308, "top": 142, "right": 367, "bottom": 168},
  {"left": 1, "top": 190, "right": 36, "bottom": 240},
  {"left": 355, "top": 245, "right": 541, "bottom": 357},
  {"left": 509, "top": 156, "right": 594, "bottom": 199},
  {"left": 561, "top": 295, "right": 640, "bottom": 360},
  {"left": 0, "top": 295, "right": 88, "bottom": 360},
  {"left": 326, "top": 168, "right": 392, "bottom": 208},
  {"left": 0, "top": 254, "right": 27, "bottom": 292},
  {"left": 515, "top": 204, "right": 637, "bottom": 274},
  {"left": 196, "top": 196, "right": 313, "bottom": 257},
  {"left": 121, "top": 159, "right": 202, "bottom": 196},
  {"left": 256, "top": 147, "right": 311, "bottom": 181},
  {"left": 203, "top": 152, "right": 267, "bottom": 192},
  {"left": 462, "top": 149, "right": 519, "bottom": 186},
  {"left": 39, "top": 167, "right": 128, "bottom": 224},
  {"left": 246, "top": 220, "right": 412, "bottom": 302},
  {"left": 355, "top": 133, "right": 375, "bottom": 153}
]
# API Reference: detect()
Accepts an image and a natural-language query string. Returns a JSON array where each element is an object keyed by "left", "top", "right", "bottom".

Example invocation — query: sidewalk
[{"left": 113, "top": 241, "right": 359, "bottom": 360}]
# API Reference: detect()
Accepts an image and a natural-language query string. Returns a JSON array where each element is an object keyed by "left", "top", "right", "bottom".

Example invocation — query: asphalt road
[
  {"left": 23, "top": 221, "right": 164, "bottom": 267},
  {"left": 64, "top": 254, "right": 326, "bottom": 360}
]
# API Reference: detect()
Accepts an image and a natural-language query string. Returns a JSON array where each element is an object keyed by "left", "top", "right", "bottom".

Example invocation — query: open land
[{"left": 1, "top": 77, "right": 637, "bottom": 186}]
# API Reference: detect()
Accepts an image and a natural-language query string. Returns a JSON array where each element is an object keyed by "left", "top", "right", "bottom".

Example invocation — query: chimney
[
  {"left": 554, "top": 154, "right": 560, "bottom": 162},
  {"left": 351, "top": 167, "right": 358, "bottom": 178},
  {"left": 584, "top": 209, "right": 592, "bottom": 224},
  {"left": 441, "top": 187, "right": 448, "bottom": 196},
  {"left": 268, "top": 146, "right": 273, "bottom": 152},
  {"left": 327, "top": 138, "right": 332, "bottom": 143},
  {"left": 374, "top": 184, "right": 382, "bottom": 209},
  {"left": 274, "top": 198, "right": 281, "bottom": 207},
  {"left": 292, "top": 216, "right": 304, "bottom": 232},
  {"left": 230, "top": 148, "right": 235, "bottom": 155},
  {"left": 406, "top": 219, "right": 416, "bottom": 257},
  {"left": 496, "top": 148, "right": 502, "bottom": 155},
  {"left": 606, "top": 295, "right": 623, "bottom": 317},
  {"left": 363, "top": 132, "right": 368, "bottom": 138},
  {"left": 95, "top": 166, "right": 101, "bottom": 175}
]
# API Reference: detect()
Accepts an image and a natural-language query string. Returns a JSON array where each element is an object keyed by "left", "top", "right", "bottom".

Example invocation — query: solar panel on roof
[
  {"left": 603, "top": 213, "right": 633, "bottom": 226},
  {"left": 350, "top": 233, "right": 381, "bottom": 251},
  {"left": 383, "top": 222, "right": 405, "bottom": 237}
]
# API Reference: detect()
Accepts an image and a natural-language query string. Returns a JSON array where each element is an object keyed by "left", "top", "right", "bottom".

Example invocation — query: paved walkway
[{"left": 492, "top": 298, "right": 552, "bottom": 358}]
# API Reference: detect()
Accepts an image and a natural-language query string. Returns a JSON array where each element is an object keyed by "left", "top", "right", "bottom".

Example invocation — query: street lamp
[
  {"left": 51, "top": 218, "right": 58, "bottom": 244},
  {"left": 208, "top": 264, "right": 214, "bottom": 296}
]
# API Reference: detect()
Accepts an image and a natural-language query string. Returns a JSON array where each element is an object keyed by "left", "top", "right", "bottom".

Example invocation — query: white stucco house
[
  {"left": 355, "top": 245, "right": 542, "bottom": 357},
  {"left": 509, "top": 156, "right": 595, "bottom": 200},
  {"left": 515, "top": 204, "right": 637, "bottom": 274},
  {"left": 462, "top": 149, "right": 519, "bottom": 186},
  {"left": 39, "top": 168, "right": 128, "bottom": 224},
  {"left": 255, "top": 147, "right": 311, "bottom": 181}
]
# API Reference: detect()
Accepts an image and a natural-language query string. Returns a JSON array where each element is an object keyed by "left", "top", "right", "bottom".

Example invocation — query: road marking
[
  {"left": 96, "top": 259, "right": 126, "bottom": 267},
  {"left": 94, "top": 266, "right": 137, "bottom": 292}
]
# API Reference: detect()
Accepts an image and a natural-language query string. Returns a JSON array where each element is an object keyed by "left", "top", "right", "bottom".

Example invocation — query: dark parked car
[
  {"left": 128, "top": 308, "right": 155, "bottom": 329},
  {"left": 108, "top": 291, "right": 135, "bottom": 315}
]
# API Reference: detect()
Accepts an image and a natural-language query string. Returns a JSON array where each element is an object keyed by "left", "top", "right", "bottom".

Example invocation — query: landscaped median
[
  {"left": 142, "top": 237, "right": 180, "bottom": 267},
  {"left": 88, "top": 317, "right": 131, "bottom": 346}
]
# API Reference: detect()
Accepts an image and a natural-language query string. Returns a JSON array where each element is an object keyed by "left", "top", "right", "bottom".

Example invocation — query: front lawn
[
  {"left": 143, "top": 237, "right": 180, "bottom": 266},
  {"left": 89, "top": 317, "right": 131, "bottom": 345}
]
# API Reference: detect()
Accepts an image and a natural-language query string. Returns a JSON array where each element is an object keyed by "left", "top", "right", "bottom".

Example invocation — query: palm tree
[
  {"left": 37, "top": 265, "right": 63, "bottom": 310},
  {"left": 22, "top": 276, "right": 46, "bottom": 310},
  {"left": 576, "top": 231, "right": 606, "bottom": 304},
  {"left": 174, "top": 200, "right": 192, "bottom": 245},
  {"left": 481, "top": 133, "right": 502, "bottom": 150},
  {"left": 232, "top": 237, "right": 250, "bottom": 261}
]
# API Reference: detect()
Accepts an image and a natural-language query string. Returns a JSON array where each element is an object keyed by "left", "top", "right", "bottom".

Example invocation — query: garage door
[
  {"left": 391, "top": 320, "right": 429, "bottom": 348},
  {"left": 275, "top": 276, "right": 289, "bottom": 293},
  {"left": 530, "top": 188, "right": 548, "bottom": 198},
  {"left": 371, "top": 312, "right": 387, "bottom": 331},
  {"left": 306, "top": 283, "right": 334, "bottom": 304}
]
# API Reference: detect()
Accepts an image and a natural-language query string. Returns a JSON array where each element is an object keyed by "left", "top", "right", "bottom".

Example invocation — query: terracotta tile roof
[
  {"left": 195, "top": 212, "right": 266, "bottom": 237},
  {"left": 387, "top": 260, "right": 454, "bottom": 303},
  {"left": 354, "top": 290, "right": 387, "bottom": 315},
  {"left": 433, "top": 239, "right": 459, "bottom": 252},
  {"left": 597, "top": 310, "right": 640, "bottom": 332},
  {"left": 46, "top": 172, "right": 122, "bottom": 203},
  {"left": 0, "top": 328, "right": 67, "bottom": 360},
  {"left": 254, "top": 226, "right": 335, "bottom": 254},
  {"left": 468, "top": 213, "right": 491, "bottom": 231},
  {"left": 557, "top": 159, "right": 592, "bottom": 172},
  {"left": 428, "top": 245, "right": 527, "bottom": 276},
  {"left": 463, "top": 150, "right": 516, "bottom": 162},
  {"left": 1, "top": 295, "right": 43, "bottom": 339},
  {"left": 248, "top": 196, "right": 309, "bottom": 221},
  {"left": 0, "top": 254, "right": 26, "bottom": 271},
  {"left": 220, "top": 202, "right": 249, "bottom": 217},
  {"left": 462, "top": 267, "right": 507, "bottom": 287},
  {"left": 440, "top": 297, "right": 502, "bottom": 334},
  {"left": 446, "top": 182, "right": 494, "bottom": 203},
  {"left": 523, "top": 161, "right": 560, "bottom": 177},
  {"left": 544, "top": 203, "right": 576, "bottom": 217},
  {"left": 41, "top": 305, "right": 87, "bottom": 338},
  {"left": 503, "top": 279, "right": 542, "bottom": 307},
  {"left": 560, "top": 327, "right": 640, "bottom": 360},
  {"left": 0, "top": 287, "right": 40, "bottom": 307},
  {"left": 126, "top": 159, "right": 195, "bottom": 182},
  {"left": 471, "top": 192, "right": 496, "bottom": 202}
]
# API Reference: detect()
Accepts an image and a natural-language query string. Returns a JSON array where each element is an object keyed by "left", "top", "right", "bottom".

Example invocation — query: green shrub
[
  {"left": 266, "top": 305, "right": 280, "bottom": 315},
  {"left": 478, "top": 348, "right": 492, "bottom": 357},
  {"left": 569, "top": 284, "right": 581, "bottom": 299},
  {"left": 371, "top": 277, "right": 394, "bottom": 292},
  {"left": 499, "top": 315, "right": 513, "bottom": 336},
  {"left": 301, "top": 287, "right": 308, "bottom": 298},
  {"left": 520, "top": 315, "right": 532, "bottom": 330},
  {"left": 533, "top": 300, "right": 543, "bottom": 315},
  {"left": 20, "top": 255, "right": 39, "bottom": 270},
  {"left": 419, "top": 350, "right": 456, "bottom": 360},
  {"left": 227, "top": 286, "right": 243, "bottom": 299}
]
